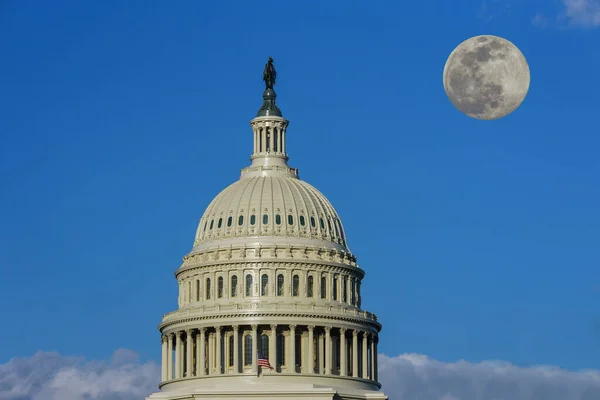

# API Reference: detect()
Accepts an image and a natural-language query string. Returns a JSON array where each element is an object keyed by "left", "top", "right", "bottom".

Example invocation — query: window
[
  {"left": 229, "top": 335, "right": 234, "bottom": 366},
  {"left": 351, "top": 279, "right": 355, "bottom": 305},
  {"left": 210, "top": 220, "right": 214, "bottom": 229},
  {"left": 206, "top": 278, "right": 211, "bottom": 300},
  {"left": 277, "top": 334, "right": 285, "bottom": 366},
  {"left": 244, "top": 335, "right": 252, "bottom": 366},
  {"left": 218, "top": 218, "right": 222, "bottom": 228},
  {"left": 307, "top": 276, "right": 313, "bottom": 297},
  {"left": 275, "top": 214, "right": 281, "bottom": 225},
  {"left": 333, "top": 275, "right": 338, "bottom": 300},
  {"left": 196, "top": 279, "right": 200, "bottom": 301},
  {"left": 263, "top": 214, "right": 269, "bottom": 224},
  {"left": 300, "top": 215, "right": 306, "bottom": 226},
  {"left": 218, "top": 276, "right": 224, "bottom": 298},
  {"left": 231, "top": 275, "right": 238, "bottom": 297},
  {"left": 203, "top": 221, "right": 207, "bottom": 231},
  {"left": 320, "top": 276, "right": 327, "bottom": 299},
  {"left": 277, "top": 274, "right": 284, "bottom": 296},
  {"left": 246, "top": 274, "right": 253, "bottom": 296},
  {"left": 320, "top": 218, "right": 325, "bottom": 229},
  {"left": 227, "top": 216, "right": 232, "bottom": 227},
  {"left": 292, "top": 275, "right": 299, "bottom": 297},
  {"left": 310, "top": 216, "right": 316, "bottom": 228},
  {"left": 288, "top": 215, "right": 293, "bottom": 225},
  {"left": 342, "top": 278, "right": 347, "bottom": 303},
  {"left": 238, "top": 215, "right": 244, "bottom": 225},
  {"left": 260, "top": 334, "right": 269, "bottom": 359},
  {"left": 250, "top": 215, "right": 256, "bottom": 225},
  {"left": 261, "top": 274, "right": 269, "bottom": 296},
  {"left": 295, "top": 334, "right": 302, "bottom": 367},
  {"left": 273, "top": 128, "right": 278, "bottom": 151}
]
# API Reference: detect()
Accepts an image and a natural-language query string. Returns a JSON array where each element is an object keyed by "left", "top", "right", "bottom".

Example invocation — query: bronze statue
[{"left": 263, "top": 57, "right": 276, "bottom": 89}]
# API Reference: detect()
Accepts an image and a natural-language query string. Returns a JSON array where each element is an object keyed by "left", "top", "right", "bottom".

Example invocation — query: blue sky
[{"left": 1, "top": 1, "right": 600, "bottom": 399}]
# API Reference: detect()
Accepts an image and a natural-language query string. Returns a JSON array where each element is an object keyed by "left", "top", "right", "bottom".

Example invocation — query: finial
[{"left": 257, "top": 57, "right": 282, "bottom": 117}]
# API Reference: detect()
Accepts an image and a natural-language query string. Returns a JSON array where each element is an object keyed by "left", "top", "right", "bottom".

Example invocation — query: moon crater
[{"left": 443, "top": 35, "right": 530, "bottom": 120}]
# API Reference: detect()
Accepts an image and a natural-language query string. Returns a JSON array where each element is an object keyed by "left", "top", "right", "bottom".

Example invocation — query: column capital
[
  {"left": 199, "top": 327, "right": 206, "bottom": 334},
  {"left": 177, "top": 331, "right": 184, "bottom": 338},
  {"left": 324, "top": 326, "right": 331, "bottom": 333},
  {"left": 363, "top": 331, "right": 370, "bottom": 339},
  {"left": 270, "top": 324, "right": 277, "bottom": 330},
  {"left": 340, "top": 327, "right": 347, "bottom": 334},
  {"left": 352, "top": 329, "right": 358, "bottom": 337},
  {"left": 215, "top": 326, "right": 222, "bottom": 332},
  {"left": 232, "top": 325, "right": 239, "bottom": 331},
  {"left": 186, "top": 329, "right": 193, "bottom": 336},
  {"left": 289, "top": 324, "right": 296, "bottom": 330},
  {"left": 161, "top": 335, "right": 167, "bottom": 343},
  {"left": 251, "top": 324, "right": 258, "bottom": 330},
  {"left": 307, "top": 325, "right": 315, "bottom": 331}
]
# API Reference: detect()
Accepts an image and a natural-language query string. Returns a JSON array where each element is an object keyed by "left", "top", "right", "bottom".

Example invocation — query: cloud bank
[{"left": 1, "top": 349, "right": 600, "bottom": 400}]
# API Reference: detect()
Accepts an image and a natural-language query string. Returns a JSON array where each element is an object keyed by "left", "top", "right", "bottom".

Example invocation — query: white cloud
[
  {"left": 561, "top": 0, "right": 600, "bottom": 27},
  {"left": 1, "top": 350, "right": 600, "bottom": 400}
]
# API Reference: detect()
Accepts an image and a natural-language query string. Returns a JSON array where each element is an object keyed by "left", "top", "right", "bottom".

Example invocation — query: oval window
[
  {"left": 238, "top": 215, "right": 244, "bottom": 225},
  {"left": 288, "top": 215, "right": 293, "bottom": 225},
  {"left": 310, "top": 216, "right": 316, "bottom": 228},
  {"left": 250, "top": 215, "right": 256, "bottom": 225},
  {"left": 210, "top": 220, "right": 214, "bottom": 229},
  {"left": 218, "top": 218, "right": 223, "bottom": 228},
  {"left": 275, "top": 214, "right": 281, "bottom": 225},
  {"left": 299, "top": 215, "right": 305, "bottom": 226},
  {"left": 263, "top": 214, "right": 269, "bottom": 224},
  {"left": 227, "top": 216, "right": 232, "bottom": 227}
]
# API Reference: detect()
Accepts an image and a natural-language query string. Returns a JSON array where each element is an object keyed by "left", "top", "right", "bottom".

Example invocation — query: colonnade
[{"left": 160, "top": 324, "right": 378, "bottom": 383}]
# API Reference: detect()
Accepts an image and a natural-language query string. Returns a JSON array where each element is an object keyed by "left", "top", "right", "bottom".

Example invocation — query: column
[
  {"left": 251, "top": 324, "right": 258, "bottom": 373},
  {"left": 269, "top": 324, "right": 277, "bottom": 371},
  {"left": 254, "top": 128, "right": 257, "bottom": 153},
  {"left": 186, "top": 330, "right": 193, "bottom": 377},
  {"left": 340, "top": 328, "right": 347, "bottom": 376},
  {"left": 215, "top": 326, "right": 222, "bottom": 375},
  {"left": 199, "top": 328, "right": 206, "bottom": 376},
  {"left": 346, "top": 276, "right": 351, "bottom": 304},
  {"left": 208, "top": 333, "right": 214, "bottom": 375},
  {"left": 282, "top": 127, "right": 286, "bottom": 153},
  {"left": 307, "top": 326, "right": 314, "bottom": 374},
  {"left": 374, "top": 335, "right": 378, "bottom": 382},
  {"left": 261, "top": 128, "right": 266, "bottom": 153},
  {"left": 362, "top": 332, "right": 369, "bottom": 379},
  {"left": 195, "top": 330, "right": 201, "bottom": 376},
  {"left": 318, "top": 331, "right": 324, "bottom": 374},
  {"left": 352, "top": 330, "right": 358, "bottom": 377},
  {"left": 233, "top": 325, "right": 240, "bottom": 373},
  {"left": 175, "top": 331, "right": 183, "bottom": 378},
  {"left": 161, "top": 335, "right": 168, "bottom": 381},
  {"left": 324, "top": 326, "right": 331, "bottom": 374},
  {"left": 289, "top": 325, "right": 296, "bottom": 373}
]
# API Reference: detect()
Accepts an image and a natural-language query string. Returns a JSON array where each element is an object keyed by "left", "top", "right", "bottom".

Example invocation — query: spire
[
  {"left": 242, "top": 58, "right": 297, "bottom": 179},
  {"left": 257, "top": 57, "right": 282, "bottom": 117}
]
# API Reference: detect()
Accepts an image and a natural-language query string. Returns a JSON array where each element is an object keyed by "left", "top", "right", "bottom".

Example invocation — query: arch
[
  {"left": 231, "top": 275, "right": 238, "bottom": 297},
  {"left": 292, "top": 274, "right": 299, "bottom": 297},
  {"left": 261, "top": 274, "right": 269, "bottom": 296},
  {"left": 218, "top": 276, "right": 224, "bottom": 298},
  {"left": 277, "top": 274, "right": 284, "bottom": 296},
  {"left": 307, "top": 276, "right": 314, "bottom": 297},
  {"left": 246, "top": 274, "right": 253, "bottom": 296},
  {"left": 244, "top": 335, "right": 252, "bottom": 366}
]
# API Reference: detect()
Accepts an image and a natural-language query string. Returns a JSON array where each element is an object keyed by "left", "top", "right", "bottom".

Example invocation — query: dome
[{"left": 192, "top": 174, "right": 348, "bottom": 251}]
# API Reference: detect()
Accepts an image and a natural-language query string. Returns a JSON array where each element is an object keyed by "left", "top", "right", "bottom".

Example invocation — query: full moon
[{"left": 443, "top": 35, "right": 530, "bottom": 120}]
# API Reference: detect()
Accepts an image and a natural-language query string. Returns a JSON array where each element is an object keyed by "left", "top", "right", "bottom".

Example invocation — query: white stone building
[{"left": 147, "top": 60, "right": 388, "bottom": 400}]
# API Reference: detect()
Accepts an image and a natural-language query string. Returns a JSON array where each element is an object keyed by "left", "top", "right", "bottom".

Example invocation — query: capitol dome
[
  {"left": 148, "top": 59, "right": 387, "bottom": 400},
  {"left": 193, "top": 175, "right": 348, "bottom": 251}
]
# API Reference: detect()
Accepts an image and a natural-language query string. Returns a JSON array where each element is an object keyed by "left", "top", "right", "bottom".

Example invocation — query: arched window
[
  {"left": 277, "top": 334, "right": 285, "bottom": 366},
  {"left": 231, "top": 275, "right": 238, "bottom": 297},
  {"left": 263, "top": 214, "right": 269, "bottom": 224},
  {"left": 227, "top": 216, "right": 232, "bottom": 227},
  {"left": 261, "top": 274, "right": 269, "bottom": 296},
  {"left": 206, "top": 278, "right": 211, "bottom": 300},
  {"left": 288, "top": 215, "right": 294, "bottom": 225},
  {"left": 196, "top": 279, "right": 200, "bottom": 301},
  {"left": 320, "top": 276, "right": 327, "bottom": 299},
  {"left": 203, "top": 221, "right": 207, "bottom": 231},
  {"left": 246, "top": 274, "right": 253, "bottom": 296},
  {"left": 260, "top": 334, "right": 269, "bottom": 358},
  {"left": 229, "top": 335, "right": 234, "bottom": 366},
  {"left": 244, "top": 335, "right": 252, "bottom": 366},
  {"left": 310, "top": 216, "right": 316, "bottom": 228},
  {"left": 277, "top": 274, "right": 284, "bottom": 296},
  {"left": 275, "top": 214, "right": 281, "bottom": 225},
  {"left": 218, "top": 218, "right": 223, "bottom": 228},
  {"left": 250, "top": 215, "right": 256, "bottom": 225},
  {"left": 238, "top": 215, "right": 244, "bottom": 225},
  {"left": 300, "top": 215, "right": 306, "bottom": 226},
  {"left": 351, "top": 279, "right": 355, "bottom": 305},
  {"left": 218, "top": 276, "right": 224, "bottom": 298},
  {"left": 342, "top": 278, "right": 347, "bottom": 303},
  {"left": 333, "top": 275, "right": 338, "bottom": 300},
  {"left": 320, "top": 218, "right": 325, "bottom": 229},
  {"left": 307, "top": 276, "right": 313, "bottom": 297},
  {"left": 210, "top": 219, "right": 214, "bottom": 229},
  {"left": 292, "top": 275, "right": 299, "bottom": 297}
]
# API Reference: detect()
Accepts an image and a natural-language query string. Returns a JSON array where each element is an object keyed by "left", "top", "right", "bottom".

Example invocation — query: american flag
[{"left": 257, "top": 351, "right": 274, "bottom": 370}]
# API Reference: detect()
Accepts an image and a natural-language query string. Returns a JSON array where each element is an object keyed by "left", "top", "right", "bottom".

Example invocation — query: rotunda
[{"left": 147, "top": 59, "right": 388, "bottom": 400}]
